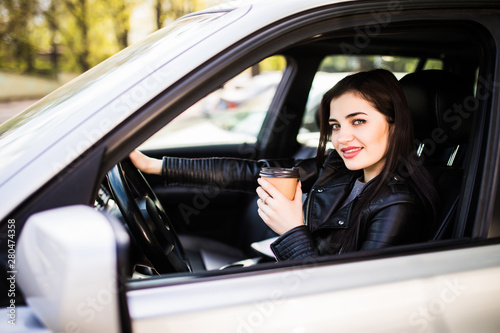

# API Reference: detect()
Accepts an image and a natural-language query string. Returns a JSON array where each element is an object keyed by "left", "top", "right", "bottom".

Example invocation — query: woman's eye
[
  {"left": 330, "top": 124, "right": 340, "bottom": 131},
  {"left": 353, "top": 119, "right": 366, "bottom": 126}
]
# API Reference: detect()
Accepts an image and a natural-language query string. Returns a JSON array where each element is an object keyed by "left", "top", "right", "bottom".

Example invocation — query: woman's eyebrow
[
  {"left": 329, "top": 112, "right": 367, "bottom": 122},
  {"left": 345, "top": 112, "right": 367, "bottom": 118}
]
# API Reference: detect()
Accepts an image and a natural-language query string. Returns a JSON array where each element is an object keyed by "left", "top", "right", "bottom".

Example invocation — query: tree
[
  {"left": 57, "top": 0, "right": 134, "bottom": 72},
  {"left": 108, "top": 0, "right": 137, "bottom": 50},
  {"left": 61, "top": 0, "right": 91, "bottom": 71},
  {"left": 0, "top": 0, "right": 218, "bottom": 76},
  {"left": 0, "top": 0, "right": 39, "bottom": 73},
  {"left": 154, "top": 0, "right": 205, "bottom": 30},
  {"left": 42, "top": 0, "right": 61, "bottom": 77}
]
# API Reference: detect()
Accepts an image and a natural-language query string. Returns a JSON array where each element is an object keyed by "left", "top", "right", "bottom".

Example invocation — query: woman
[{"left": 130, "top": 69, "right": 439, "bottom": 261}]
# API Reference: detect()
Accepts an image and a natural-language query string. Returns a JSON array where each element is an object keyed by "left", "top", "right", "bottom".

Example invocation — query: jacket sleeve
[
  {"left": 359, "top": 201, "right": 424, "bottom": 250},
  {"left": 162, "top": 157, "right": 267, "bottom": 192},
  {"left": 161, "top": 156, "right": 319, "bottom": 193},
  {"left": 270, "top": 225, "right": 317, "bottom": 261}
]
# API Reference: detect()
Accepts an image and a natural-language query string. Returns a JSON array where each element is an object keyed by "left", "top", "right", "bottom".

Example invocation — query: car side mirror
[{"left": 17, "top": 205, "right": 131, "bottom": 333}]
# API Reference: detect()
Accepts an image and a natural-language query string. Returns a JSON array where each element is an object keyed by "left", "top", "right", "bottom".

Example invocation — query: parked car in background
[{"left": 1, "top": 0, "right": 500, "bottom": 332}]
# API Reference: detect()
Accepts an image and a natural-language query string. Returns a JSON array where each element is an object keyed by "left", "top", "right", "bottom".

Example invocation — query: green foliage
[
  {"left": 0, "top": 0, "right": 40, "bottom": 72},
  {"left": 259, "top": 55, "right": 286, "bottom": 72},
  {"left": 0, "top": 0, "right": 219, "bottom": 77},
  {"left": 155, "top": 0, "right": 206, "bottom": 29}
]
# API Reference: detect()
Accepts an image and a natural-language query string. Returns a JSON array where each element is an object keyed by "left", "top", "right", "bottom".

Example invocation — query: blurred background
[
  {"left": 0, "top": 0, "right": 437, "bottom": 130},
  {"left": 0, "top": 0, "right": 229, "bottom": 123}
]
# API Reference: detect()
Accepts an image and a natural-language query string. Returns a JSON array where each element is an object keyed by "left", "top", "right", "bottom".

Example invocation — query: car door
[{"left": 136, "top": 56, "right": 295, "bottom": 249}]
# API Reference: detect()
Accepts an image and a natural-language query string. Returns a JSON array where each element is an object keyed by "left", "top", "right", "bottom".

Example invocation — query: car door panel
[{"left": 128, "top": 242, "right": 500, "bottom": 332}]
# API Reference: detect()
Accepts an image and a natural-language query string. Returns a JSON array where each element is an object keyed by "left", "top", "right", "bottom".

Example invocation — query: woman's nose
[{"left": 336, "top": 128, "right": 354, "bottom": 144}]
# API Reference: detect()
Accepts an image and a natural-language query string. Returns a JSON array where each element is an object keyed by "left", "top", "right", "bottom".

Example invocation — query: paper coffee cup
[{"left": 259, "top": 167, "right": 300, "bottom": 200}]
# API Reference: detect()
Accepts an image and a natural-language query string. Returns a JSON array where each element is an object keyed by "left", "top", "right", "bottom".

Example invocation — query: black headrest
[{"left": 399, "top": 70, "right": 473, "bottom": 145}]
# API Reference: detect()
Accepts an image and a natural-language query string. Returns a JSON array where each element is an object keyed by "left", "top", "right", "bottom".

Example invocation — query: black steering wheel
[{"left": 107, "top": 158, "right": 191, "bottom": 274}]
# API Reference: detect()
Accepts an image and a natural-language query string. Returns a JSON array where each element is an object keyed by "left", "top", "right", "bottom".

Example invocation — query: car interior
[
  {"left": 81, "top": 20, "right": 493, "bottom": 277},
  {"left": 93, "top": 17, "right": 495, "bottom": 279}
]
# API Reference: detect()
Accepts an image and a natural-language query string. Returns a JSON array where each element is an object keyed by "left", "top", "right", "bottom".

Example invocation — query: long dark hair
[{"left": 317, "top": 69, "right": 439, "bottom": 251}]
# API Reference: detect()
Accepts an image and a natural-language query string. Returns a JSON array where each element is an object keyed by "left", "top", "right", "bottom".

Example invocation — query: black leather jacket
[{"left": 162, "top": 152, "right": 432, "bottom": 261}]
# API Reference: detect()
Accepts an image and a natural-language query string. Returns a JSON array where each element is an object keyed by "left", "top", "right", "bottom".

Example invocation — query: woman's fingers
[
  {"left": 257, "top": 177, "right": 284, "bottom": 200},
  {"left": 293, "top": 181, "right": 303, "bottom": 202},
  {"left": 256, "top": 195, "right": 268, "bottom": 211},
  {"left": 129, "top": 150, "right": 146, "bottom": 170},
  {"left": 128, "top": 149, "right": 162, "bottom": 175},
  {"left": 256, "top": 191, "right": 275, "bottom": 226},
  {"left": 256, "top": 186, "right": 270, "bottom": 202}
]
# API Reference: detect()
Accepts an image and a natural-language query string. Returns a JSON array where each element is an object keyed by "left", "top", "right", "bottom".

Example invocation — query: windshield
[{"left": 0, "top": 10, "right": 238, "bottom": 180}]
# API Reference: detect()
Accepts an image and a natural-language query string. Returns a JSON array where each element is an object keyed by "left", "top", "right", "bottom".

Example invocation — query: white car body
[{"left": 1, "top": 0, "right": 500, "bottom": 332}]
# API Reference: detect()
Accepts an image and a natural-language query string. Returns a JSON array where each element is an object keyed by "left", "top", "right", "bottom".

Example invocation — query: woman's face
[{"left": 329, "top": 92, "right": 391, "bottom": 182}]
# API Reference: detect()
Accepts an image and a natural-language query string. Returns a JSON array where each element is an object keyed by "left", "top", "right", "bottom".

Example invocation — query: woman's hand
[
  {"left": 129, "top": 150, "right": 162, "bottom": 175},
  {"left": 256, "top": 178, "right": 304, "bottom": 235}
]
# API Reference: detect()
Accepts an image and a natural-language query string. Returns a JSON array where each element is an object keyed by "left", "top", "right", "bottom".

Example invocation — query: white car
[{"left": 1, "top": 0, "right": 500, "bottom": 332}]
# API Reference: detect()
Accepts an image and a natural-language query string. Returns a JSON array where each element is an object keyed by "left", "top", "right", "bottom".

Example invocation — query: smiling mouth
[
  {"left": 342, "top": 147, "right": 362, "bottom": 153},
  {"left": 341, "top": 147, "right": 363, "bottom": 158}
]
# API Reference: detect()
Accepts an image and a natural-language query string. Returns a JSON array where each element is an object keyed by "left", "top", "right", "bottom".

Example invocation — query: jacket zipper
[{"left": 304, "top": 174, "right": 373, "bottom": 227}]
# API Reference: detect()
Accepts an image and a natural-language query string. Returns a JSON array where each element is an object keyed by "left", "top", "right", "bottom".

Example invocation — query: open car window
[
  {"left": 298, "top": 55, "right": 443, "bottom": 150},
  {"left": 139, "top": 56, "right": 286, "bottom": 150},
  {"left": 123, "top": 17, "right": 489, "bottom": 281}
]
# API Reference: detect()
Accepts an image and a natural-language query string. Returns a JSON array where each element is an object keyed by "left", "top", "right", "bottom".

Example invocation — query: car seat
[{"left": 399, "top": 70, "right": 474, "bottom": 240}]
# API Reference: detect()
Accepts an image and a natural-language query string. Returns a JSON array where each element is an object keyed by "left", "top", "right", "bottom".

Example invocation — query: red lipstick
[{"left": 341, "top": 146, "right": 363, "bottom": 159}]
